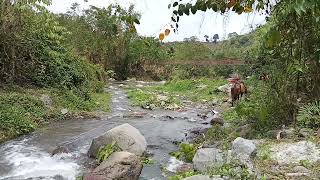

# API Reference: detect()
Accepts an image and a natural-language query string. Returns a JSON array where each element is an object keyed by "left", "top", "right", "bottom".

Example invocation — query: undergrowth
[{"left": 0, "top": 87, "right": 110, "bottom": 143}]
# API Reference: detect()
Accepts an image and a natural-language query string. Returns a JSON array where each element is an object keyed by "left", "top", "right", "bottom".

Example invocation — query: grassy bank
[
  {"left": 127, "top": 78, "right": 228, "bottom": 108},
  {"left": 0, "top": 87, "right": 110, "bottom": 143}
]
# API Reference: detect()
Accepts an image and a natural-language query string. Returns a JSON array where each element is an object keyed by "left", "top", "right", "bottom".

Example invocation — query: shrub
[
  {"left": 97, "top": 142, "right": 121, "bottom": 163},
  {"left": 297, "top": 101, "right": 320, "bottom": 129}
]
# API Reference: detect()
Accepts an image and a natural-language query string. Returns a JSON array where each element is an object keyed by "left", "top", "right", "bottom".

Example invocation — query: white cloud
[{"left": 48, "top": 0, "right": 266, "bottom": 41}]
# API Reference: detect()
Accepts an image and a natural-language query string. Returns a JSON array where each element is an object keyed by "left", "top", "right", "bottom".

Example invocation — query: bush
[
  {"left": 297, "top": 101, "right": 320, "bottom": 129},
  {"left": 169, "top": 143, "right": 197, "bottom": 163}
]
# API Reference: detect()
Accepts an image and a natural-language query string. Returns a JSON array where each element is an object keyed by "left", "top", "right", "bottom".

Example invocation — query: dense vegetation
[
  {"left": 0, "top": 1, "right": 166, "bottom": 142},
  {"left": 168, "top": 0, "right": 320, "bottom": 135}
]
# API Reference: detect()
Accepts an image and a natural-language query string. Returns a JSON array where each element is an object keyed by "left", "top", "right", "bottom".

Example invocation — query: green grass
[
  {"left": 127, "top": 78, "right": 228, "bottom": 107},
  {"left": 0, "top": 87, "right": 110, "bottom": 143},
  {"left": 168, "top": 171, "right": 198, "bottom": 180}
]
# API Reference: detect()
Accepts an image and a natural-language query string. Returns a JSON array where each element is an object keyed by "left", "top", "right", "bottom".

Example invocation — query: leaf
[
  {"left": 133, "top": 18, "right": 140, "bottom": 24},
  {"left": 171, "top": 17, "right": 176, "bottom": 22},
  {"left": 168, "top": 4, "right": 171, "bottom": 9},
  {"left": 244, "top": 6, "right": 253, "bottom": 13},
  {"left": 173, "top": 2, "right": 179, "bottom": 7}
]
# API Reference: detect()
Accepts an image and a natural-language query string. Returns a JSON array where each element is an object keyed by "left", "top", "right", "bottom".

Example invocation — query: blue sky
[{"left": 48, "top": 0, "right": 266, "bottom": 42}]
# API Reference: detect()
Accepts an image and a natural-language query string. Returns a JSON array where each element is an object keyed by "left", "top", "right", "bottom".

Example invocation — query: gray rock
[
  {"left": 182, "top": 175, "right": 223, "bottom": 180},
  {"left": 217, "top": 84, "right": 231, "bottom": 94},
  {"left": 270, "top": 141, "right": 320, "bottom": 165},
  {"left": 299, "top": 128, "right": 314, "bottom": 138},
  {"left": 156, "top": 95, "right": 169, "bottom": 101},
  {"left": 236, "top": 124, "right": 252, "bottom": 137},
  {"left": 231, "top": 137, "right": 257, "bottom": 172},
  {"left": 84, "top": 151, "right": 143, "bottom": 180},
  {"left": 231, "top": 137, "right": 257, "bottom": 158},
  {"left": 40, "top": 94, "right": 53, "bottom": 108},
  {"left": 192, "top": 148, "right": 225, "bottom": 173},
  {"left": 51, "top": 146, "right": 70, "bottom": 156},
  {"left": 88, "top": 123, "right": 147, "bottom": 158},
  {"left": 293, "top": 166, "right": 310, "bottom": 173},
  {"left": 61, "top": 108, "right": 68, "bottom": 115}
]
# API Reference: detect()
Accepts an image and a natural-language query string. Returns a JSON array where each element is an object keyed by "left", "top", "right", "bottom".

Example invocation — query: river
[{"left": 0, "top": 81, "right": 212, "bottom": 180}]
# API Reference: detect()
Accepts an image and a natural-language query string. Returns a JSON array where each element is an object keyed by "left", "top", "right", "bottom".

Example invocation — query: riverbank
[{"left": 0, "top": 86, "right": 111, "bottom": 143}]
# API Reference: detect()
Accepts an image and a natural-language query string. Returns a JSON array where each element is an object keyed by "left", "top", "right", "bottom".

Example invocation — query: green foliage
[
  {"left": 97, "top": 142, "right": 121, "bottom": 163},
  {"left": 297, "top": 101, "right": 320, "bottom": 129},
  {"left": 141, "top": 157, "right": 154, "bottom": 165},
  {"left": 169, "top": 143, "right": 197, "bottom": 163},
  {"left": 168, "top": 171, "right": 198, "bottom": 180},
  {"left": 208, "top": 160, "right": 255, "bottom": 179},
  {"left": 0, "top": 87, "right": 110, "bottom": 143}
]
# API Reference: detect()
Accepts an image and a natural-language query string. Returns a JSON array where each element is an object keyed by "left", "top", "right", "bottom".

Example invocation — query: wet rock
[
  {"left": 186, "top": 127, "right": 209, "bottom": 142},
  {"left": 141, "top": 103, "right": 156, "bottom": 110},
  {"left": 197, "top": 112, "right": 208, "bottom": 119},
  {"left": 298, "top": 128, "right": 313, "bottom": 138},
  {"left": 176, "top": 163, "right": 193, "bottom": 173},
  {"left": 123, "top": 111, "right": 147, "bottom": 118},
  {"left": 51, "top": 146, "right": 70, "bottom": 156},
  {"left": 88, "top": 123, "right": 147, "bottom": 158},
  {"left": 270, "top": 141, "right": 320, "bottom": 165},
  {"left": 193, "top": 148, "right": 225, "bottom": 173},
  {"left": 166, "top": 157, "right": 184, "bottom": 173},
  {"left": 165, "top": 103, "right": 180, "bottom": 110},
  {"left": 161, "top": 115, "right": 174, "bottom": 121},
  {"left": 182, "top": 175, "right": 223, "bottom": 180},
  {"left": 40, "top": 94, "right": 52, "bottom": 108},
  {"left": 210, "top": 117, "right": 224, "bottom": 126},
  {"left": 217, "top": 84, "right": 231, "bottom": 94},
  {"left": 84, "top": 151, "right": 143, "bottom": 180}
]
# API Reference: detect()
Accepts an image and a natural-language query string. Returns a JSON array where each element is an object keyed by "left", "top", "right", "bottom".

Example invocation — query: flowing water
[{"left": 0, "top": 81, "right": 212, "bottom": 180}]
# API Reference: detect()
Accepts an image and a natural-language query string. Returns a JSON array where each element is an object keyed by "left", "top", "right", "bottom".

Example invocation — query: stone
[
  {"left": 40, "top": 94, "right": 52, "bottom": 108},
  {"left": 123, "top": 111, "right": 147, "bottom": 118},
  {"left": 88, "top": 123, "right": 147, "bottom": 158},
  {"left": 61, "top": 108, "right": 69, "bottom": 115},
  {"left": 231, "top": 137, "right": 257, "bottom": 171},
  {"left": 270, "top": 141, "right": 320, "bottom": 165},
  {"left": 298, "top": 128, "right": 314, "bottom": 138},
  {"left": 192, "top": 148, "right": 225, "bottom": 173},
  {"left": 176, "top": 163, "right": 193, "bottom": 173},
  {"left": 231, "top": 137, "right": 257, "bottom": 158},
  {"left": 51, "top": 146, "right": 70, "bottom": 156},
  {"left": 182, "top": 175, "right": 223, "bottom": 180},
  {"left": 237, "top": 124, "right": 252, "bottom": 137},
  {"left": 84, "top": 151, "right": 143, "bottom": 180},
  {"left": 210, "top": 117, "right": 224, "bottom": 126},
  {"left": 217, "top": 84, "right": 232, "bottom": 94},
  {"left": 293, "top": 166, "right": 310, "bottom": 173},
  {"left": 156, "top": 95, "right": 169, "bottom": 101}
]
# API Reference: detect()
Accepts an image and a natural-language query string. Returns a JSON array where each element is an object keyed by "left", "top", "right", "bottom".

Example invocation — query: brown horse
[{"left": 231, "top": 81, "right": 247, "bottom": 106}]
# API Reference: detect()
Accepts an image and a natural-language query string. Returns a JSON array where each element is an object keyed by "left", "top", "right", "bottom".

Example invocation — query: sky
[{"left": 48, "top": 0, "right": 266, "bottom": 42}]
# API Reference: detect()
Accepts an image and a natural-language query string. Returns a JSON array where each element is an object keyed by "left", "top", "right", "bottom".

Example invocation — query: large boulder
[
  {"left": 270, "top": 141, "right": 320, "bottom": 165},
  {"left": 192, "top": 148, "right": 225, "bottom": 173},
  {"left": 231, "top": 137, "right": 257, "bottom": 157},
  {"left": 231, "top": 137, "right": 257, "bottom": 171},
  {"left": 182, "top": 175, "right": 223, "bottom": 180},
  {"left": 88, "top": 123, "right": 147, "bottom": 158},
  {"left": 84, "top": 151, "right": 143, "bottom": 180}
]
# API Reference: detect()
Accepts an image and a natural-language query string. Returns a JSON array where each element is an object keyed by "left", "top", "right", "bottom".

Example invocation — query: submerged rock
[
  {"left": 84, "top": 151, "right": 143, "bottom": 180},
  {"left": 88, "top": 123, "right": 147, "bottom": 158},
  {"left": 51, "top": 146, "right": 70, "bottom": 156},
  {"left": 270, "top": 141, "right": 320, "bottom": 165},
  {"left": 192, "top": 148, "right": 225, "bottom": 173}
]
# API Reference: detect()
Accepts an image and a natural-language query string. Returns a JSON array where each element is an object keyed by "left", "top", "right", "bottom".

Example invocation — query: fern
[
  {"left": 297, "top": 101, "right": 320, "bottom": 129},
  {"left": 97, "top": 141, "right": 121, "bottom": 163}
]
